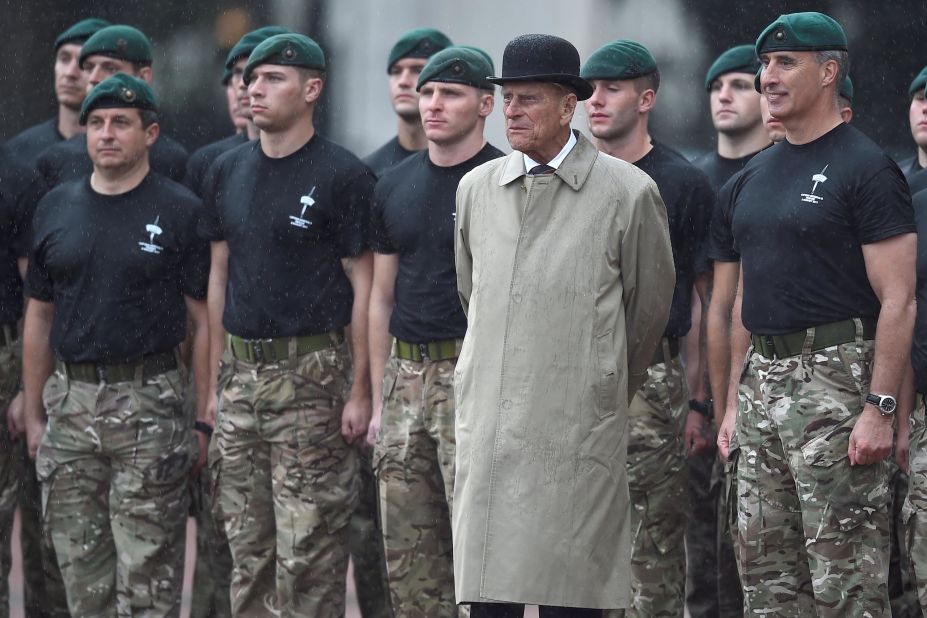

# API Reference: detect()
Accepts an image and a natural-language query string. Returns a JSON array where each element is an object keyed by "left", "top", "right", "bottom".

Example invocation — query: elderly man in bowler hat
[{"left": 453, "top": 34, "right": 676, "bottom": 617}]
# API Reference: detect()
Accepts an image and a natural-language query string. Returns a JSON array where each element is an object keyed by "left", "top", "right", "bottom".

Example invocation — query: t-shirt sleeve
[
  {"left": 25, "top": 201, "right": 54, "bottom": 302},
  {"left": 334, "top": 165, "right": 375, "bottom": 258},
  {"left": 369, "top": 178, "right": 397, "bottom": 254},
  {"left": 852, "top": 158, "right": 916, "bottom": 245},
  {"left": 11, "top": 165, "right": 46, "bottom": 258},
  {"left": 688, "top": 173, "right": 715, "bottom": 275},
  {"left": 197, "top": 158, "right": 225, "bottom": 241},
  {"left": 181, "top": 207, "right": 211, "bottom": 300},
  {"left": 708, "top": 177, "right": 740, "bottom": 262}
]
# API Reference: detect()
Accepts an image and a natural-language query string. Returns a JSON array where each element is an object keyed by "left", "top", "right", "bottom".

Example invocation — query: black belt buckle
[
  {"left": 250, "top": 340, "right": 265, "bottom": 363},
  {"left": 418, "top": 343, "right": 430, "bottom": 361}
]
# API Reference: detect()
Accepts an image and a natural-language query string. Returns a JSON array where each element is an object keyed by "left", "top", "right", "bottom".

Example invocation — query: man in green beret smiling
[
  {"left": 714, "top": 12, "right": 916, "bottom": 615},
  {"left": 7, "top": 18, "right": 110, "bottom": 168},
  {"left": 367, "top": 45, "right": 502, "bottom": 617},
  {"left": 901, "top": 66, "right": 927, "bottom": 194},
  {"left": 581, "top": 38, "right": 714, "bottom": 618},
  {"left": 200, "top": 33, "right": 375, "bottom": 617},
  {"left": 454, "top": 33, "right": 675, "bottom": 617},
  {"left": 21, "top": 73, "right": 211, "bottom": 617},
  {"left": 36, "top": 24, "right": 189, "bottom": 189},
  {"left": 364, "top": 28, "right": 452, "bottom": 177}
]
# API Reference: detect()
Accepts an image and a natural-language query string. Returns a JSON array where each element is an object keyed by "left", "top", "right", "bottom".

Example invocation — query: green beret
[
  {"left": 754, "top": 66, "right": 762, "bottom": 93},
  {"left": 756, "top": 12, "right": 847, "bottom": 56},
  {"left": 80, "top": 73, "right": 157, "bottom": 125},
  {"left": 417, "top": 46, "right": 494, "bottom": 92},
  {"left": 909, "top": 65, "right": 927, "bottom": 96},
  {"left": 54, "top": 18, "right": 110, "bottom": 51},
  {"left": 221, "top": 66, "right": 232, "bottom": 86},
  {"left": 225, "top": 26, "right": 289, "bottom": 70},
  {"left": 839, "top": 75, "right": 853, "bottom": 103},
  {"left": 387, "top": 28, "right": 452, "bottom": 72},
  {"left": 243, "top": 33, "right": 325, "bottom": 84},
  {"left": 459, "top": 45, "right": 495, "bottom": 75},
  {"left": 704, "top": 45, "right": 760, "bottom": 91},
  {"left": 580, "top": 39, "right": 657, "bottom": 81},
  {"left": 80, "top": 25, "right": 153, "bottom": 67}
]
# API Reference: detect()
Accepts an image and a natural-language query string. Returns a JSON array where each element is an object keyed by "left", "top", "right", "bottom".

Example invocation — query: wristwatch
[
  {"left": 193, "top": 420, "right": 214, "bottom": 438},
  {"left": 865, "top": 393, "right": 897, "bottom": 417},
  {"left": 689, "top": 398, "right": 712, "bottom": 419}
]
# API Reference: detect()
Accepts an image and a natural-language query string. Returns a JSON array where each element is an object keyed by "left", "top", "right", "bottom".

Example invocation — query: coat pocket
[{"left": 594, "top": 330, "right": 619, "bottom": 419}]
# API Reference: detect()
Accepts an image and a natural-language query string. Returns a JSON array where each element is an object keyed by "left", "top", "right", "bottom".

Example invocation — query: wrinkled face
[
  {"left": 82, "top": 54, "right": 139, "bottom": 90},
  {"left": 230, "top": 58, "right": 251, "bottom": 120},
  {"left": 418, "top": 81, "right": 491, "bottom": 145},
  {"left": 760, "top": 94, "right": 786, "bottom": 143},
  {"left": 584, "top": 79, "right": 642, "bottom": 141},
  {"left": 86, "top": 107, "right": 157, "bottom": 172},
  {"left": 501, "top": 82, "right": 573, "bottom": 157},
  {"left": 910, "top": 90, "right": 927, "bottom": 149},
  {"left": 389, "top": 58, "right": 428, "bottom": 120},
  {"left": 248, "top": 64, "right": 318, "bottom": 132},
  {"left": 759, "top": 50, "right": 828, "bottom": 123},
  {"left": 54, "top": 43, "right": 87, "bottom": 110},
  {"left": 709, "top": 72, "right": 762, "bottom": 135},
  {"left": 226, "top": 81, "right": 248, "bottom": 131}
]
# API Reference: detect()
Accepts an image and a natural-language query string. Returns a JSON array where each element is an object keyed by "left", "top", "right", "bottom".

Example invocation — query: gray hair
[{"left": 816, "top": 50, "right": 849, "bottom": 88}]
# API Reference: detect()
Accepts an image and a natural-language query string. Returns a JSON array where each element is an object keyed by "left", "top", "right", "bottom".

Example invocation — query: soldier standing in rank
[
  {"left": 0, "top": 145, "right": 44, "bottom": 616},
  {"left": 200, "top": 33, "right": 374, "bottom": 617},
  {"left": 36, "top": 24, "right": 189, "bottom": 189},
  {"left": 21, "top": 73, "right": 211, "bottom": 617},
  {"left": 364, "top": 28, "right": 452, "bottom": 177},
  {"left": 367, "top": 45, "right": 502, "bottom": 617},
  {"left": 902, "top": 66, "right": 927, "bottom": 194},
  {"left": 715, "top": 12, "right": 916, "bottom": 616},
  {"left": 183, "top": 26, "right": 287, "bottom": 197},
  {"left": 580, "top": 39, "right": 713, "bottom": 618},
  {"left": 454, "top": 33, "right": 675, "bottom": 617},
  {"left": 7, "top": 18, "right": 110, "bottom": 168}
]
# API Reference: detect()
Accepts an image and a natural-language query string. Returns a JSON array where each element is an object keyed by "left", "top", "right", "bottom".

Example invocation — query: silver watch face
[{"left": 880, "top": 396, "right": 897, "bottom": 414}]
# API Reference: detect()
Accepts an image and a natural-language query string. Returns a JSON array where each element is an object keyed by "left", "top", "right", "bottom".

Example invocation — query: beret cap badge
[
  {"left": 122, "top": 88, "right": 136, "bottom": 102},
  {"left": 116, "top": 38, "right": 128, "bottom": 52},
  {"left": 283, "top": 46, "right": 296, "bottom": 59},
  {"left": 451, "top": 62, "right": 464, "bottom": 75},
  {"left": 775, "top": 29, "right": 785, "bottom": 41}
]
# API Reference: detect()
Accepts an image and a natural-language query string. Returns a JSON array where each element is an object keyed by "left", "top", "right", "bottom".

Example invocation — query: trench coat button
[{"left": 501, "top": 399, "right": 512, "bottom": 410}]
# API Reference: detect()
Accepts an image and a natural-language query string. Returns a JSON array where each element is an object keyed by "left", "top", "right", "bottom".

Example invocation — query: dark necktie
[{"left": 527, "top": 164, "right": 556, "bottom": 176}]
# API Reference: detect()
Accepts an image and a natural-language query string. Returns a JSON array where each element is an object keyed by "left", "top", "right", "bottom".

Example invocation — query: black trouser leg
[
  {"left": 539, "top": 606, "right": 603, "bottom": 617},
  {"left": 469, "top": 602, "right": 525, "bottom": 618}
]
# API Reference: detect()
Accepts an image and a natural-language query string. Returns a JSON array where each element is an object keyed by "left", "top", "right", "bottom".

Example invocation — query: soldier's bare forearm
[{"left": 22, "top": 299, "right": 55, "bottom": 428}]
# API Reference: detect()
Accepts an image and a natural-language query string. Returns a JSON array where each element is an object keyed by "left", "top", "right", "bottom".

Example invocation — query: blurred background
[{"left": 1, "top": 0, "right": 925, "bottom": 160}]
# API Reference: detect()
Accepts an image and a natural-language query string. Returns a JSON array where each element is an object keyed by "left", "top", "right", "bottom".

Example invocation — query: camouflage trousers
[
  {"left": 903, "top": 395, "right": 927, "bottom": 615},
  {"left": 606, "top": 352, "right": 689, "bottom": 618},
  {"left": 349, "top": 446, "right": 392, "bottom": 618},
  {"left": 213, "top": 342, "right": 358, "bottom": 618},
  {"left": 737, "top": 334, "right": 890, "bottom": 617},
  {"left": 0, "top": 338, "right": 19, "bottom": 618},
  {"left": 36, "top": 366, "right": 195, "bottom": 617},
  {"left": 373, "top": 354, "right": 460, "bottom": 618}
]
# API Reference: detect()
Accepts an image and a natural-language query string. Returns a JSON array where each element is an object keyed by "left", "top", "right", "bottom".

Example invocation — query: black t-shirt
[
  {"left": 26, "top": 173, "right": 209, "bottom": 363},
  {"left": 37, "top": 132, "right": 189, "bottom": 189},
  {"left": 692, "top": 149, "right": 763, "bottom": 194},
  {"left": 899, "top": 155, "right": 927, "bottom": 195},
  {"left": 6, "top": 118, "right": 63, "bottom": 169},
  {"left": 371, "top": 144, "right": 504, "bottom": 343},
  {"left": 364, "top": 136, "right": 418, "bottom": 178},
  {"left": 199, "top": 135, "right": 373, "bottom": 339},
  {"left": 912, "top": 189, "right": 927, "bottom": 393},
  {"left": 708, "top": 174, "right": 741, "bottom": 263},
  {"left": 723, "top": 122, "right": 915, "bottom": 335},
  {"left": 0, "top": 146, "right": 44, "bottom": 324},
  {"left": 183, "top": 133, "right": 249, "bottom": 197},
  {"left": 633, "top": 142, "right": 714, "bottom": 338}
]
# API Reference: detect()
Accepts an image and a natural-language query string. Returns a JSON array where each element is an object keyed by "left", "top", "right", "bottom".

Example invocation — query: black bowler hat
[{"left": 487, "top": 34, "right": 593, "bottom": 100}]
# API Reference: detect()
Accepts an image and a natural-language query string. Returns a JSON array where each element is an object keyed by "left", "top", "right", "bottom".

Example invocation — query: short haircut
[
  {"left": 138, "top": 109, "right": 159, "bottom": 128},
  {"left": 296, "top": 67, "right": 326, "bottom": 83},
  {"left": 633, "top": 69, "right": 660, "bottom": 94},
  {"left": 816, "top": 50, "right": 849, "bottom": 88}
]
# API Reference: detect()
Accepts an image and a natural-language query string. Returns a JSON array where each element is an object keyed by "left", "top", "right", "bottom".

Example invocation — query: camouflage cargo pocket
[
  {"left": 640, "top": 475, "right": 688, "bottom": 555},
  {"left": 372, "top": 356, "right": 400, "bottom": 473},
  {"left": 801, "top": 419, "right": 889, "bottom": 532}
]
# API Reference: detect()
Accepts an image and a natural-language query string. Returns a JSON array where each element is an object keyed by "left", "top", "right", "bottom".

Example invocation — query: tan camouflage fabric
[
  {"left": 190, "top": 457, "right": 233, "bottom": 618},
  {"left": 903, "top": 395, "right": 927, "bottom": 614},
  {"left": 373, "top": 354, "right": 460, "bottom": 618},
  {"left": 213, "top": 344, "right": 358, "bottom": 618},
  {"left": 36, "top": 368, "right": 196, "bottom": 617},
  {"left": 736, "top": 335, "right": 890, "bottom": 617},
  {"left": 0, "top": 339, "right": 18, "bottom": 617},
  {"left": 605, "top": 354, "right": 688, "bottom": 618},
  {"left": 349, "top": 445, "right": 393, "bottom": 618}
]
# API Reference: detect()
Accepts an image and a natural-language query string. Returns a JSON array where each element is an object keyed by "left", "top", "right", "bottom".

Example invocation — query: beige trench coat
[{"left": 453, "top": 132, "right": 675, "bottom": 609}]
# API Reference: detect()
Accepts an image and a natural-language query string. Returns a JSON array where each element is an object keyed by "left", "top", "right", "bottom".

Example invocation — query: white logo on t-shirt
[
  {"left": 800, "top": 165, "right": 829, "bottom": 204},
  {"left": 138, "top": 216, "right": 163, "bottom": 254},
  {"left": 290, "top": 186, "right": 316, "bottom": 229}
]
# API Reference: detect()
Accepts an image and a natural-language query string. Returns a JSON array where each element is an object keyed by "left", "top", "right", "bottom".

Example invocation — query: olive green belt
[
  {"left": 650, "top": 337, "right": 680, "bottom": 366},
  {"left": 227, "top": 331, "right": 344, "bottom": 364},
  {"left": 60, "top": 350, "right": 178, "bottom": 384},
  {"left": 751, "top": 318, "right": 876, "bottom": 360},
  {"left": 0, "top": 323, "right": 16, "bottom": 347},
  {"left": 394, "top": 338, "right": 461, "bottom": 362}
]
